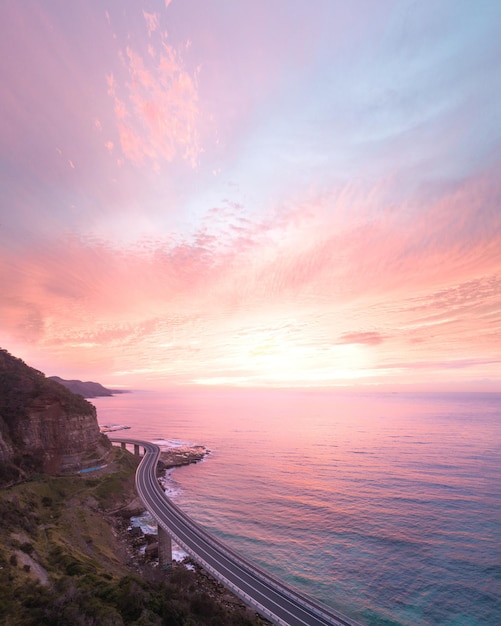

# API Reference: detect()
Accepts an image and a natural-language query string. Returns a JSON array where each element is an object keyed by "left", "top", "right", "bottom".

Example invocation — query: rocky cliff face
[{"left": 0, "top": 349, "right": 111, "bottom": 484}]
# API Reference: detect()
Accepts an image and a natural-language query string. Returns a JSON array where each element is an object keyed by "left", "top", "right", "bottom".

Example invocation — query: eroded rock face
[
  {"left": 20, "top": 396, "right": 111, "bottom": 473},
  {"left": 0, "top": 426, "right": 14, "bottom": 463},
  {"left": 0, "top": 348, "right": 111, "bottom": 482}
]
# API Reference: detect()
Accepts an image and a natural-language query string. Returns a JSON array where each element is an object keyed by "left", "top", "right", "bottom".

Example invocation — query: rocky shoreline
[
  {"left": 157, "top": 443, "right": 209, "bottom": 469},
  {"left": 111, "top": 445, "right": 271, "bottom": 625},
  {"left": 115, "top": 515, "right": 269, "bottom": 624},
  {"left": 0, "top": 441, "right": 271, "bottom": 624}
]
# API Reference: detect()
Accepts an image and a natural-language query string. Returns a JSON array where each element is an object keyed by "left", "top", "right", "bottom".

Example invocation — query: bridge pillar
[
  {"left": 120, "top": 442, "right": 126, "bottom": 450},
  {"left": 158, "top": 525, "right": 172, "bottom": 571},
  {"left": 134, "top": 444, "right": 140, "bottom": 456}
]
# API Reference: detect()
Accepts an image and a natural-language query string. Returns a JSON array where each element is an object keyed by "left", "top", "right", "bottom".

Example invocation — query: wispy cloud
[
  {"left": 337, "top": 332, "right": 385, "bottom": 346},
  {"left": 143, "top": 11, "right": 160, "bottom": 37},
  {"left": 1, "top": 161, "right": 500, "bottom": 386},
  {"left": 106, "top": 9, "right": 201, "bottom": 168},
  {"left": 0, "top": 1, "right": 500, "bottom": 388}
]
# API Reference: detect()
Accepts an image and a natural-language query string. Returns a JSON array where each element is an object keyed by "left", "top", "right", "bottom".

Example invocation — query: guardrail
[{"left": 111, "top": 438, "right": 363, "bottom": 626}]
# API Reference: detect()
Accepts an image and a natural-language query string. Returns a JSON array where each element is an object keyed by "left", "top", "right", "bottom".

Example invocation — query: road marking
[{"left": 112, "top": 439, "right": 361, "bottom": 626}]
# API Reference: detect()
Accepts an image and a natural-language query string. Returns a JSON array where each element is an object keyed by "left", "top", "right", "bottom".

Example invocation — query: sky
[{"left": 1, "top": 0, "right": 500, "bottom": 391}]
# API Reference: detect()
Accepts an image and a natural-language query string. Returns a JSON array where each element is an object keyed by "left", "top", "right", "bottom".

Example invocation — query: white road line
[{"left": 111, "top": 438, "right": 362, "bottom": 626}]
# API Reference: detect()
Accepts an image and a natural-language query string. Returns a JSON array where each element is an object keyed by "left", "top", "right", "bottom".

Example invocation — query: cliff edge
[{"left": 0, "top": 348, "right": 111, "bottom": 484}]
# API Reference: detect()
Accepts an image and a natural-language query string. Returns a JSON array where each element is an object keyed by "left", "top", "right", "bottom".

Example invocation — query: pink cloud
[
  {"left": 252, "top": 166, "right": 501, "bottom": 303},
  {"left": 143, "top": 11, "right": 159, "bottom": 37},
  {"left": 1, "top": 178, "right": 500, "bottom": 387},
  {"left": 337, "top": 332, "right": 385, "bottom": 346},
  {"left": 1, "top": 1, "right": 499, "bottom": 389},
  {"left": 106, "top": 19, "right": 201, "bottom": 168}
]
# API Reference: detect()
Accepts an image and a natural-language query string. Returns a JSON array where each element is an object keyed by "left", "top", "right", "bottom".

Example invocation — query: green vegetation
[
  {"left": 0, "top": 348, "right": 94, "bottom": 425},
  {"left": 0, "top": 447, "right": 262, "bottom": 626}
]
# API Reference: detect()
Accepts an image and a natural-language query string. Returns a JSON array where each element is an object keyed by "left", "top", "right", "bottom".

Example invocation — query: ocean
[{"left": 92, "top": 389, "right": 501, "bottom": 626}]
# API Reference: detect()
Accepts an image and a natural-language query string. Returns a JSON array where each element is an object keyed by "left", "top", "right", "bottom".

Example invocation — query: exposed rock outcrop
[
  {"left": 0, "top": 348, "right": 111, "bottom": 484},
  {"left": 158, "top": 444, "right": 208, "bottom": 469}
]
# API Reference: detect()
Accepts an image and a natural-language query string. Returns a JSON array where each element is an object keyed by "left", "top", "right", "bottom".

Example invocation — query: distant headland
[{"left": 48, "top": 376, "right": 130, "bottom": 398}]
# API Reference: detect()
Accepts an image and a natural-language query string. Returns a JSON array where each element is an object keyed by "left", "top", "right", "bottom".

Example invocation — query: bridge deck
[{"left": 111, "top": 438, "right": 363, "bottom": 626}]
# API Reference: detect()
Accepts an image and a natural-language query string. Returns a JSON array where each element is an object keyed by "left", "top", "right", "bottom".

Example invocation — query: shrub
[{"left": 20, "top": 542, "right": 34, "bottom": 555}]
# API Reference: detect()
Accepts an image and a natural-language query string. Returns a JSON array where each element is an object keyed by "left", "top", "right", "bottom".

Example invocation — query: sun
[{"left": 227, "top": 331, "right": 377, "bottom": 387}]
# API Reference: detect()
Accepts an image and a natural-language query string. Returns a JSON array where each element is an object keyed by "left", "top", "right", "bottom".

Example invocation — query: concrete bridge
[{"left": 111, "top": 438, "right": 363, "bottom": 626}]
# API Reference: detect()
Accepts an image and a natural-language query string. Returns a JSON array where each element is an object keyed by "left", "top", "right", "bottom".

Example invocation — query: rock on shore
[{"left": 158, "top": 444, "right": 208, "bottom": 469}]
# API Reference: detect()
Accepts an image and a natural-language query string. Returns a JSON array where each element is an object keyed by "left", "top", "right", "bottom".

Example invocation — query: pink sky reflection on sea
[{"left": 1, "top": 1, "right": 500, "bottom": 391}]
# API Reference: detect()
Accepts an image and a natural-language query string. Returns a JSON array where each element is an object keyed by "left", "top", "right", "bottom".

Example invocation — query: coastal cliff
[{"left": 0, "top": 348, "right": 111, "bottom": 483}]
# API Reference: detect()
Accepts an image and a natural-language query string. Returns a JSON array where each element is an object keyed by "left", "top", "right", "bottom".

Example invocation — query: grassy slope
[{"left": 0, "top": 447, "right": 261, "bottom": 626}]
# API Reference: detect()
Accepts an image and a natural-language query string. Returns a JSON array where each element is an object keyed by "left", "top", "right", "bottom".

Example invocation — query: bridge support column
[
  {"left": 158, "top": 525, "right": 172, "bottom": 571},
  {"left": 120, "top": 442, "right": 126, "bottom": 450},
  {"left": 133, "top": 444, "right": 140, "bottom": 456}
]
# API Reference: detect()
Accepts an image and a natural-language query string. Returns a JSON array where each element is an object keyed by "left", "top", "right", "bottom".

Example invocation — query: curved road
[{"left": 112, "top": 438, "right": 363, "bottom": 626}]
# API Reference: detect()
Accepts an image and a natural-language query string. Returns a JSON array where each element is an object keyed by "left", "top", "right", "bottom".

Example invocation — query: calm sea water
[{"left": 93, "top": 389, "right": 501, "bottom": 626}]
